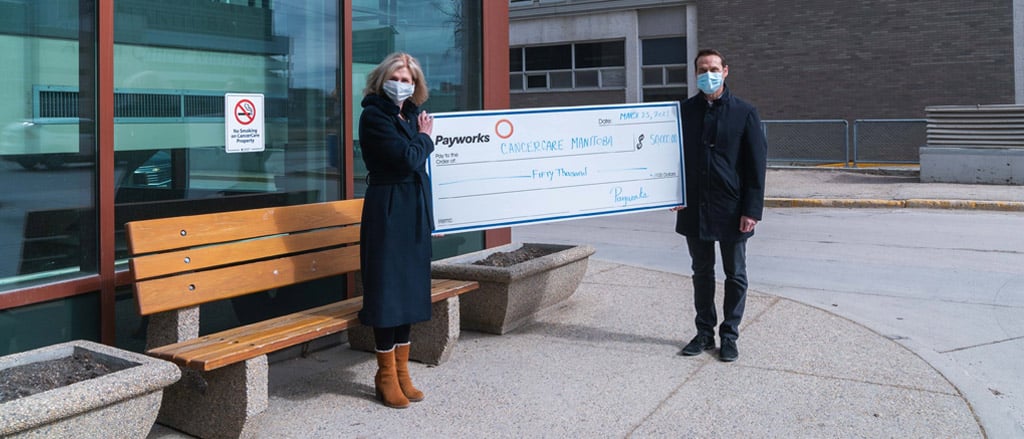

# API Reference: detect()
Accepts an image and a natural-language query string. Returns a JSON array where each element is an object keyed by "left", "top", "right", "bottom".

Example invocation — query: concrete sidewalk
[
  {"left": 765, "top": 166, "right": 1024, "bottom": 210},
  {"left": 148, "top": 167, "right": 1018, "bottom": 438},
  {"left": 150, "top": 261, "right": 982, "bottom": 438}
]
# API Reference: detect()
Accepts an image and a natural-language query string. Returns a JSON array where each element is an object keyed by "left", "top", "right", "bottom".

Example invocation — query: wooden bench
[{"left": 126, "top": 198, "right": 477, "bottom": 439}]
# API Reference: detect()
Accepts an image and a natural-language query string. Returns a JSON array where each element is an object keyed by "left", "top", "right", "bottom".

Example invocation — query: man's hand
[{"left": 739, "top": 216, "right": 758, "bottom": 233}]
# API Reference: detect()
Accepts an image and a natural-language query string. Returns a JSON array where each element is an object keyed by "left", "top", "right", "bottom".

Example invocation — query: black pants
[
  {"left": 373, "top": 324, "right": 411, "bottom": 352},
  {"left": 686, "top": 237, "right": 748, "bottom": 341}
]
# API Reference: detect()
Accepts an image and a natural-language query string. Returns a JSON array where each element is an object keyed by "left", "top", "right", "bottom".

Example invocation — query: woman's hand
[{"left": 418, "top": 111, "right": 434, "bottom": 136}]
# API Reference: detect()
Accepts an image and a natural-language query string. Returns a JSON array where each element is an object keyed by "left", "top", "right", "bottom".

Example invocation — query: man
[{"left": 672, "top": 49, "right": 767, "bottom": 362}]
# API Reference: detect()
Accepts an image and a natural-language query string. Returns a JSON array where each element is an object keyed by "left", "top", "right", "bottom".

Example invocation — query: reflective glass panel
[
  {"left": 666, "top": 66, "right": 688, "bottom": 84},
  {"left": 352, "top": 0, "right": 484, "bottom": 260},
  {"left": 0, "top": 0, "right": 97, "bottom": 291},
  {"left": 575, "top": 70, "right": 599, "bottom": 88},
  {"left": 510, "top": 73, "right": 524, "bottom": 91},
  {"left": 575, "top": 41, "right": 625, "bottom": 68},
  {"left": 510, "top": 47, "right": 523, "bottom": 71},
  {"left": 602, "top": 68, "right": 626, "bottom": 87},
  {"left": 642, "top": 37, "right": 687, "bottom": 65},
  {"left": 111, "top": 0, "right": 345, "bottom": 340},
  {"left": 549, "top": 71, "right": 573, "bottom": 89},
  {"left": 525, "top": 44, "right": 571, "bottom": 70},
  {"left": 527, "top": 74, "right": 548, "bottom": 89},
  {"left": 0, "top": 293, "right": 99, "bottom": 356},
  {"left": 112, "top": 0, "right": 341, "bottom": 262},
  {"left": 643, "top": 67, "right": 664, "bottom": 86}
]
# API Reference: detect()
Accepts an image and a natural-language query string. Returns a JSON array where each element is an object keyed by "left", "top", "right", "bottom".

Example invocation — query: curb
[{"left": 765, "top": 198, "right": 1024, "bottom": 212}]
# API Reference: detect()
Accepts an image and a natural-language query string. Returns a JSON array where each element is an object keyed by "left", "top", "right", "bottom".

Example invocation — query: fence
[
  {"left": 761, "top": 119, "right": 926, "bottom": 167},
  {"left": 853, "top": 119, "right": 926, "bottom": 164}
]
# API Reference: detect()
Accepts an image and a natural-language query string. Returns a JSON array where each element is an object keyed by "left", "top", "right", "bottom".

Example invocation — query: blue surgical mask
[
  {"left": 383, "top": 80, "right": 415, "bottom": 106},
  {"left": 697, "top": 72, "right": 724, "bottom": 95}
]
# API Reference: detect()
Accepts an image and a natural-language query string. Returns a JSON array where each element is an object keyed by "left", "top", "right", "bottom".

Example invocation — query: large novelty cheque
[{"left": 428, "top": 102, "right": 685, "bottom": 234}]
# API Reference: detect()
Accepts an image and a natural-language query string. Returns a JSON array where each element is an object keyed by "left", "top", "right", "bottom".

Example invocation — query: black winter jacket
[{"left": 675, "top": 87, "right": 767, "bottom": 242}]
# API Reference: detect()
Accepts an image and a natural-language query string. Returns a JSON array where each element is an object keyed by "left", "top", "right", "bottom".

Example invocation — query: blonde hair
[{"left": 363, "top": 52, "right": 429, "bottom": 105}]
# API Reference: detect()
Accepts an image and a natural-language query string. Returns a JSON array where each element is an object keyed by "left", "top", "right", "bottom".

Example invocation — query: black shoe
[
  {"left": 719, "top": 338, "right": 738, "bottom": 362},
  {"left": 679, "top": 335, "right": 715, "bottom": 356}
]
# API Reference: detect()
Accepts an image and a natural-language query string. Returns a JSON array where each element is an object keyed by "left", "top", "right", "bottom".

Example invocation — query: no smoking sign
[{"left": 225, "top": 93, "right": 265, "bottom": 153}]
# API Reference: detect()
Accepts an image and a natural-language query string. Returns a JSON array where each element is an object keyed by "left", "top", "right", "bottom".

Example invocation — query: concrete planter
[
  {"left": 431, "top": 243, "right": 595, "bottom": 334},
  {"left": 0, "top": 340, "right": 180, "bottom": 438}
]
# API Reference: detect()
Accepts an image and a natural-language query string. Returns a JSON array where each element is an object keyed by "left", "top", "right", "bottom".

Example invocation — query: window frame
[{"left": 510, "top": 39, "right": 627, "bottom": 93}]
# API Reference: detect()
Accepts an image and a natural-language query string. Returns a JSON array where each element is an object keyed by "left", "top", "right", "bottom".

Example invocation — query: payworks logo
[{"left": 435, "top": 132, "right": 490, "bottom": 147}]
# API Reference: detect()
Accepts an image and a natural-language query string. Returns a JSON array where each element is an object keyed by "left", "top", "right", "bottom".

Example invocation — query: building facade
[
  {"left": 510, "top": 0, "right": 1021, "bottom": 119},
  {"left": 510, "top": 0, "right": 694, "bottom": 109},
  {"left": 0, "top": 1, "right": 509, "bottom": 356}
]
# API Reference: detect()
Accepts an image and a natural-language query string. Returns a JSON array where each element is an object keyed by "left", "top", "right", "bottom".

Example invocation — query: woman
[{"left": 357, "top": 52, "right": 435, "bottom": 409}]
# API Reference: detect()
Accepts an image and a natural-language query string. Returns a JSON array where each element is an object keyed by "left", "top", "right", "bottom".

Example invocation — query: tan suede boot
[
  {"left": 375, "top": 349, "right": 409, "bottom": 408},
  {"left": 394, "top": 343, "right": 424, "bottom": 402}
]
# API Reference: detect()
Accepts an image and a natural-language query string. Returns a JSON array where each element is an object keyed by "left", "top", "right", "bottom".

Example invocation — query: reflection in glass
[
  {"left": 525, "top": 44, "right": 571, "bottom": 71},
  {"left": 352, "top": 0, "right": 484, "bottom": 259},
  {"left": 111, "top": 0, "right": 341, "bottom": 261},
  {"left": 642, "top": 37, "right": 687, "bottom": 65},
  {"left": 111, "top": 0, "right": 347, "bottom": 346},
  {"left": 602, "top": 68, "right": 626, "bottom": 87},
  {"left": 550, "top": 71, "right": 573, "bottom": 89},
  {"left": 575, "top": 70, "right": 599, "bottom": 88},
  {"left": 575, "top": 41, "right": 625, "bottom": 68},
  {"left": 0, "top": 0, "right": 96, "bottom": 290}
]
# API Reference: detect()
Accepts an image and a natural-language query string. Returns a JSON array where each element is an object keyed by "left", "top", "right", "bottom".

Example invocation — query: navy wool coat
[
  {"left": 675, "top": 87, "right": 768, "bottom": 242},
  {"left": 357, "top": 94, "right": 435, "bottom": 328}
]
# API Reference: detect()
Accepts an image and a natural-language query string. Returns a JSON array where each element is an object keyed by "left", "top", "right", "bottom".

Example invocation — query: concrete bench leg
[
  {"left": 348, "top": 296, "right": 461, "bottom": 365},
  {"left": 156, "top": 356, "right": 269, "bottom": 439}
]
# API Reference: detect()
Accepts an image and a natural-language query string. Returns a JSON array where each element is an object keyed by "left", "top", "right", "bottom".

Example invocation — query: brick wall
[{"left": 697, "top": 0, "right": 1015, "bottom": 120}]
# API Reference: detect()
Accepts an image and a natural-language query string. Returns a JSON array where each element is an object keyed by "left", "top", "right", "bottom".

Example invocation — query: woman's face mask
[{"left": 383, "top": 80, "right": 415, "bottom": 106}]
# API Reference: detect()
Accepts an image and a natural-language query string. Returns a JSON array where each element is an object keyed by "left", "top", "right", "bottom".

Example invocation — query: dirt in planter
[
  {"left": 472, "top": 245, "right": 561, "bottom": 267},
  {"left": 0, "top": 352, "right": 125, "bottom": 404}
]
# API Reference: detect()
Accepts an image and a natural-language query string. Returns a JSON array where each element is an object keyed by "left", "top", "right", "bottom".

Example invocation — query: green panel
[
  {"left": 433, "top": 232, "right": 485, "bottom": 261},
  {"left": 0, "top": 293, "right": 100, "bottom": 357}
]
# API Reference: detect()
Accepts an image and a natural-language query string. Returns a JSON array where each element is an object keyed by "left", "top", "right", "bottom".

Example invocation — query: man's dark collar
[{"left": 703, "top": 86, "right": 731, "bottom": 105}]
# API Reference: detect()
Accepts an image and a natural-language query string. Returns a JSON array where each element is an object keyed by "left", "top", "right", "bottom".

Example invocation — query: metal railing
[
  {"left": 853, "top": 119, "right": 926, "bottom": 164},
  {"left": 761, "top": 120, "right": 849, "bottom": 165},
  {"left": 761, "top": 119, "right": 926, "bottom": 167}
]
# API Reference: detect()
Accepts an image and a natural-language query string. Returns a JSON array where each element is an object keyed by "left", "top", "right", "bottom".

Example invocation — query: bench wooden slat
[
  {"left": 126, "top": 199, "right": 363, "bottom": 254},
  {"left": 131, "top": 225, "right": 361, "bottom": 281},
  {"left": 186, "top": 310, "right": 363, "bottom": 370},
  {"left": 151, "top": 279, "right": 474, "bottom": 365},
  {"left": 147, "top": 297, "right": 364, "bottom": 361},
  {"left": 167, "top": 301, "right": 365, "bottom": 370},
  {"left": 148, "top": 279, "right": 479, "bottom": 371},
  {"left": 429, "top": 278, "right": 483, "bottom": 302},
  {"left": 135, "top": 246, "right": 360, "bottom": 315}
]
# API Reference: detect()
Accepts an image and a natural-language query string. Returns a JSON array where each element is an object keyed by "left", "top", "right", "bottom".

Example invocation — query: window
[
  {"left": 575, "top": 41, "right": 624, "bottom": 68},
  {"left": 641, "top": 37, "right": 687, "bottom": 103},
  {"left": 510, "top": 40, "right": 626, "bottom": 92},
  {"left": 641, "top": 37, "right": 687, "bottom": 88},
  {"left": 0, "top": 0, "right": 101, "bottom": 354},
  {"left": 0, "top": 0, "right": 96, "bottom": 289},
  {"left": 510, "top": 47, "right": 523, "bottom": 71},
  {"left": 352, "top": 0, "right": 485, "bottom": 260},
  {"left": 111, "top": 0, "right": 341, "bottom": 264},
  {"left": 525, "top": 45, "right": 571, "bottom": 70}
]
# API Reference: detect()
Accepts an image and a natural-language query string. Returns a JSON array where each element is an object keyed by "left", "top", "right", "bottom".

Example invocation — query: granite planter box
[
  {"left": 0, "top": 340, "right": 180, "bottom": 438},
  {"left": 431, "top": 242, "right": 595, "bottom": 334}
]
